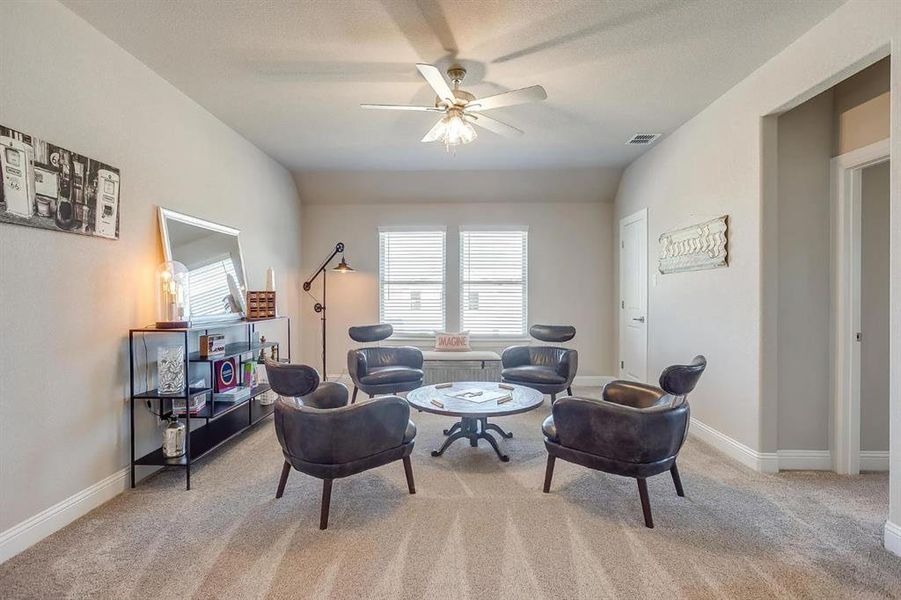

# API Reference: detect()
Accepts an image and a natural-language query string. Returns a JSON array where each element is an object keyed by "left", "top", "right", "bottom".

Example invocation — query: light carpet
[{"left": 2, "top": 386, "right": 900, "bottom": 599}]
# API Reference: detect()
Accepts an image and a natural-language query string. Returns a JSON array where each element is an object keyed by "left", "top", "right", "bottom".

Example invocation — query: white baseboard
[
  {"left": 860, "top": 451, "right": 890, "bottom": 472},
  {"left": 777, "top": 449, "right": 833, "bottom": 471},
  {"left": 0, "top": 467, "right": 130, "bottom": 564},
  {"left": 689, "top": 418, "right": 779, "bottom": 473},
  {"left": 885, "top": 521, "right": 901, "bottom": 557}
]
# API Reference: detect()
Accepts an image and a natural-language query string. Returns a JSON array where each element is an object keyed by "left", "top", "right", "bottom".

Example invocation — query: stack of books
[{"left": 214, "top": 386, "right": 252, "bottom": 404}]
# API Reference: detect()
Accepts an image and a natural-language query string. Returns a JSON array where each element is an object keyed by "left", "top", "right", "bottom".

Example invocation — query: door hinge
[
  {"left": 621, "top": 241, "right": 624, "bottom": 249},
  {"left": 620, "top": 361, "right": 624, "bottom": 369},
  {"left": 856, "top": 332, "right": 862, "bottom": 342},
  {"left": 621, "top": 300, "right": 625, "bottom": 308}
]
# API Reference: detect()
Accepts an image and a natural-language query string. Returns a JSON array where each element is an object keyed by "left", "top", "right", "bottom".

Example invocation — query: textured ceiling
[{"left": 63, "top": 0, "right": 844, "bottom": 171}]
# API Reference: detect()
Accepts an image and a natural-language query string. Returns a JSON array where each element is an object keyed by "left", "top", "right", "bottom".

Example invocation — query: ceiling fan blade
[
  {"left": 416, "top": 63, "right": 455, "bottom": 104},
  {"left": 361, "top": 104, "right": 443, "bottom": 112},
  {"left": 421, "top": 118, "right": 447, "bottom": 143},
  {"left": 466, "top": 113, "right": 524, "bottom": 137},
  {"left": 467, "top": 85, "right": 547, "bottom": 112}
]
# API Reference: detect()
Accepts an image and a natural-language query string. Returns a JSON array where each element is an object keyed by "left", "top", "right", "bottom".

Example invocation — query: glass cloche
[{"left": 155, "top": 261, "right": 191, "bottom": 328}]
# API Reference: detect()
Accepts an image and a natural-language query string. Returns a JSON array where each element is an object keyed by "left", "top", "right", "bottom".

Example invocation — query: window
[
  {"left": 379, "top": 228, "right": 446, "bottom": 336},
  {"left": 460, "top": 229, "right": 528, "bottom": 337}
]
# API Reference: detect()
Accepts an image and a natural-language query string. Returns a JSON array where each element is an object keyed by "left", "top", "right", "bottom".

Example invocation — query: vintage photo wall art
[{"left": 0, "top": 124, "right": 120, "bottom": 239}]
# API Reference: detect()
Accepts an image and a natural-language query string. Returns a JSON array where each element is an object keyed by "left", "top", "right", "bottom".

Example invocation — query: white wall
[
  {"left": 0, "top": 0, "right": 302, "bottom": 553},
  {"left": 297, "top": 169, "right": 618, "bottom": 379},
  {"left": 611, "top": 0, "right": 900, "bottom": 547},
  {"left": 861, "top": 161, "right": 891, "bottom": 452}
]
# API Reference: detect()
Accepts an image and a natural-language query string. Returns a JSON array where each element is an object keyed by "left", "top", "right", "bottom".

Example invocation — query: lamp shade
[{"left": 332, "top": 256, "right": 354, "bottom": 273}]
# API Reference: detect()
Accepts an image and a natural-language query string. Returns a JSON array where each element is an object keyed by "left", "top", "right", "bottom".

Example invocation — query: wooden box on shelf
[{"left": 246, "top": 291, "right": 276, "bottom": 320}]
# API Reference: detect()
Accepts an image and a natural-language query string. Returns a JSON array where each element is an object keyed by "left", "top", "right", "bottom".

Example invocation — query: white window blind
[
  {"left": 379, "top": 229, "right": 446, "bottom": 336},
  {"left": 460, "top": 229, "right": 528, "bottom": 336},
  {"left": 188, "top": 255, "right": 239, "bottom": 318}
]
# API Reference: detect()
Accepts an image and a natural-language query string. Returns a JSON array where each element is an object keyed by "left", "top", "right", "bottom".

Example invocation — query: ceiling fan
[{"left": 361, "top": 64, "right": 547, "bottom": 151}]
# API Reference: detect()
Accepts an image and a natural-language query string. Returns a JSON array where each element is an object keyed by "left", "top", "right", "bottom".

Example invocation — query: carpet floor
[{"left": 2, "top": 386, "right": 900, "bottom": 599}]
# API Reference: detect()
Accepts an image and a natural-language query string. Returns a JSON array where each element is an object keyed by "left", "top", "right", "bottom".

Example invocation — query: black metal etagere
[{"left": 128, "top": 316, "right": 290, "bottom": 490}]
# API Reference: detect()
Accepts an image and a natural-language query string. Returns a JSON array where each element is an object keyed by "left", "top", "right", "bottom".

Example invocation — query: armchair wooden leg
[
  {"left": 670, "top": 463, "right": 685, "bottom": 497},
  {"left": 402, "top": 456, "right": 416, "bottom": 494},
  {"left": 275, "top": 461, "right": 291, "bottom": 499},
  {"left": 351, "top": 386, "right": 358, "bottom": 404},
  {"left": 543, "top": 455, "right": 556, "bottom": 493},
  {"left": 567, "top": 386, "right": 573, "bottom": 396},
  {"left": 320, "top": 479, "right": 333, "bottom": 530},
  {"left": 637, "top": 478, "right": 654, "bottom": 528}
]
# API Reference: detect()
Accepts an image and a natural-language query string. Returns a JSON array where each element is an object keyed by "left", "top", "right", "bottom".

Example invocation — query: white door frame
[
  {"left": 619, "top": 208, "right": 648, "bottom": 382},
  {"left": 831, "top": 138, "right": 890, "bottom": 475}
]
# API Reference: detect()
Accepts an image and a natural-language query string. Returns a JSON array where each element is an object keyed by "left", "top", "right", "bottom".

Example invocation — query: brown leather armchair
[
  {"left": 347, "top": 324, "right": 424, "bottom": 403},
  {"left": 265, "top": 360, "right": 416, "bottom": 529},
  {"left": 542, "top": 356, "right": 706, "bottom": 528},
  {"left": 501, "top": 325, "right": 578, "bottom": 404}
]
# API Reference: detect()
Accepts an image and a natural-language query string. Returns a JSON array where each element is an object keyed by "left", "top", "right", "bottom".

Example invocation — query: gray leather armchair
[
  {"left": 501, "top": 325, "right": 578, "bottom": 404},
  {"left": 265, "top": 360, "right": 416, "bottom": 529},
  {"left": 347, "top": 324, "right": 424, "bottom": 403},
  {"left": 542, "top": 356, "right": 706, "bottom": 528}
]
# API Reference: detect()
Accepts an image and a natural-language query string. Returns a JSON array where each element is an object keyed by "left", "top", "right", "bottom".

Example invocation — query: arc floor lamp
[{"left": 303, "top": 242, "right": 354, "bottom": 378}]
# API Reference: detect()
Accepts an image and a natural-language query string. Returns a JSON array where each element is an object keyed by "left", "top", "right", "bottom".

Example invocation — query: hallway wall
[
  {"left": 775, "top": 90, "right": 834, "bottom": 451},
  {"left": 861, "top": 161, "right": 891, "bottom": 453}
]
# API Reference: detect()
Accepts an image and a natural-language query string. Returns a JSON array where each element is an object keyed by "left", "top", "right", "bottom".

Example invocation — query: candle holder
[{"left": 155, "top": 261, "right": 191, "bottom": 328}]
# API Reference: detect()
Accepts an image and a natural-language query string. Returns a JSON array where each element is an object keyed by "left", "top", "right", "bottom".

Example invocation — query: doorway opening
[{"left": 768, "top": 56, "right": 891, "bottom": 473}]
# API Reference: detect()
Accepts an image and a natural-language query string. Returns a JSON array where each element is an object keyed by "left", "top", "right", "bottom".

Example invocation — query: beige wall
[
  {"left": 0, "top": 1, "right": 302, "bottom": 535},
  {"left": 834, "top": 57, "right": 891, "bottom": 156},
  {"left": 297, "top": 169, "right": 618, "bottom": 378},
  {"left": 861, "top": 161, "right": 891, "bottom": 453},
  {"left": 775, "top": 90, "right": 834, "bottom": 451},
  {"left": 296, "top": 168, "right": 623, "bottom": 207},
  {"left": 612, "top": 0, "right": 899, "bottom": 540}
]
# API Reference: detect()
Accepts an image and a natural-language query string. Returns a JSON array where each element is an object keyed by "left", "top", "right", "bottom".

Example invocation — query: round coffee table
[{"left": 406, "top": 381, "right": 544, "bottom": 462}]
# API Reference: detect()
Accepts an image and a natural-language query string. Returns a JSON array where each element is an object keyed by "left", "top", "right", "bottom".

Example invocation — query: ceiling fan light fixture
[
  {"left": 363, "top": 63, "right": 545, "bottom": 152},
  {"left": 441, "top": 111, "right": 477, "bottom": 149}
]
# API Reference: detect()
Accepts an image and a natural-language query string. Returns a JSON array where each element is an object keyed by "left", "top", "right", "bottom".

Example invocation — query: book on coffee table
[{"left": 445, "top": 388, "right": 511, "bottom": 404}]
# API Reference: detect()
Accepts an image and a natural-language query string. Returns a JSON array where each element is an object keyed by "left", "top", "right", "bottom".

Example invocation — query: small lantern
[{"left": 155, "top": 261, "right": 191, "bottom": 328}]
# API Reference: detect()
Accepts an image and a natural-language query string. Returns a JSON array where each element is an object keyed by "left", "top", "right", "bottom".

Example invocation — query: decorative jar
[
  {"left": 162, "top": 419, "right": 186, "bottom": 458},
  {"left": 157, "top": 345, "right": 186, "bottom": 394}
]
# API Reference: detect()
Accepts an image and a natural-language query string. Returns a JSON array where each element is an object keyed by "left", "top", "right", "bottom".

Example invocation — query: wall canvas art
[
  {"left": 658, "top": 215, "right": 728, "bottom": 274},
  {"left": 0, "top": 124, "right": 120, "bottom": 239}
]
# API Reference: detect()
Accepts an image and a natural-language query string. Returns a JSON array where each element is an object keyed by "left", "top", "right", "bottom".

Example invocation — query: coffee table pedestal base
[{"left": 432, "top": 417, "right": 512, "bottom": 462}]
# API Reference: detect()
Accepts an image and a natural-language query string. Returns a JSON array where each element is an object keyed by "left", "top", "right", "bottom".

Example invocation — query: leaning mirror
[{"left": 158, "top": 207, "right": 247, "bottom": 325}]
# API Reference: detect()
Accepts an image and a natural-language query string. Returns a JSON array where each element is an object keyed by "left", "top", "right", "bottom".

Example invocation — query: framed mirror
[{"left": 158, "top": 207, "right": 248, "bottom": 325}]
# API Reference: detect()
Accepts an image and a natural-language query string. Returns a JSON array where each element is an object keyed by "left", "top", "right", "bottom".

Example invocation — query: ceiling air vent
[{"left": 626, "top": 133, "right": 662, "bottom": 145}]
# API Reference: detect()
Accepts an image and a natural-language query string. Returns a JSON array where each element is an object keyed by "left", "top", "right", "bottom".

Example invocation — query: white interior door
[{"left": 620, "top": 209, "right": 648, "bottom": 381}]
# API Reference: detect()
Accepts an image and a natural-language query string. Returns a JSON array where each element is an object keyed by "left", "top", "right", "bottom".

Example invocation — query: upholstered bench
[{"left": 420, "top": 350, "right": 502, "bottom": 384}]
